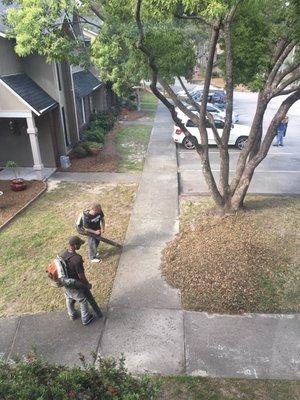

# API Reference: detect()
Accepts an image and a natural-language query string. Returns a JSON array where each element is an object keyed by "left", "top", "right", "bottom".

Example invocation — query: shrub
[
  {"left": 90, "top": 113, "right": 117, "bottom": 131},
  {"left": 81, "top": 111, "right": 118, "bottom": 144},
  {"left": 72, "top": 145, "right": 89, "bottom": 158},
  {"left": 80, "top": 142, "right": 93, "bottom": 155},
  {"left": 83, "top": 127, "right": 106, "bottom": 144},
  {"left": 81, "top": 141, "right": 102, "bottom": 150},
  {"left": 0, "top": 352, "right": 160, "bottom": 400}
]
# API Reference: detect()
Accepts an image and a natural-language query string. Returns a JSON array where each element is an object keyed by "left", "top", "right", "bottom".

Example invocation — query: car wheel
[
  {"left": 235, "top": 136, "right": 247, "bottom": 150},
  {"left": 183, "top": 137, "right": 195, "bottom": 150}
]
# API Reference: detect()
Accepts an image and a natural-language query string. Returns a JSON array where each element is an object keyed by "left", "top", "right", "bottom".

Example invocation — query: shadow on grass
[{"left": 244, "top": 195, "right": 299, "bottom": 212}]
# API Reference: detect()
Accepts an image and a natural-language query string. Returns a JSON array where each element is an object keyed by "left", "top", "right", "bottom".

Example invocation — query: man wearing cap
[
  {"left": 82, "top": 203, "right": 106, "bottom": 263},
  {"left": 60, "top": 236, "right": 96, "bottom": 325}
]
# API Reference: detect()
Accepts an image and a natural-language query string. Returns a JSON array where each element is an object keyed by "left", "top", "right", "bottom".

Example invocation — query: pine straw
[
  {"left": 0, "top": 180, "right": 45, "bottom": 226},
  {"left": 162, "top": 196, "right": 300, "bottom": 314}
]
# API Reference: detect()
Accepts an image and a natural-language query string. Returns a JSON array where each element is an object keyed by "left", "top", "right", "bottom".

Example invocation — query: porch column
[{"left": 26, "top": 115, "right": 44, "bottom": 180}]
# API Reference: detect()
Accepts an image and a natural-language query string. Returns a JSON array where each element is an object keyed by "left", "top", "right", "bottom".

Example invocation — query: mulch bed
[
  {"left": 60, "top": 124, "right": 122, "bottom": 173},
  {"left": 0, "top": 180, "right": 45, "bottom": 226},
  {"left": 58, "top": 110, "right": 150, "bottom": 173},
  {"left": 162, "top": 197, "right": 299, "bottom": 314}
]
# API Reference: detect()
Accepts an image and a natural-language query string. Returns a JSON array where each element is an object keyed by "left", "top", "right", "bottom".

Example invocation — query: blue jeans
[
  {"left": 276, "top": 130, "right": 284, "bottom": 145},
  {"left": 87, "top": 235, "right": 100, "bottom": 259}
]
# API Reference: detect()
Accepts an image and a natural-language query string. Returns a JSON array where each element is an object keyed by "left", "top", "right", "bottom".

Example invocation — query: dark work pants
[{"left": 87, "top": 235, "right": 100, "bottom": 260}]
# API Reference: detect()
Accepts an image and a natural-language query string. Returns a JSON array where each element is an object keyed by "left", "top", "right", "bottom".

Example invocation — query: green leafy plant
[
  {"left": 82, "top": 112, "right": 118, "bottom": 144},
  {"left": 83, "top": 127, "right": 106, "bottom": 144},
  {"left": 5, "top": 160, "right": 19, "bottom": 180},
  {"left": 72, "top": 145, "right": 89, "bottom": 159},
  {"left": 0, "top": 352, "right": 160, "bottom": 400},
  {"left": 80, "top": 142, "right": 93, "bottom": 155}
]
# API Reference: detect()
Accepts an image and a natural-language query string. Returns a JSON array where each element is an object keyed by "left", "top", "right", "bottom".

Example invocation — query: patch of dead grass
[
  {"left": 157, "top": 376, "right": 300, "bottom": 400},
  {"left": 162, "top": 196, "right": 300, "bottom": 313},
  {"left": 0, "top": 182, "right": 136, "bottom": 316}
]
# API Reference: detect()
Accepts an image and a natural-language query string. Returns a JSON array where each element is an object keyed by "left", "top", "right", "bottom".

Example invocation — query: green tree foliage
[
  {"left": 4, "top": 0, "right": 198, "bottom": 94},
  {"left": 5, "top": 0, "right": 91, "bottom": 66},
  {"left": 221, "top": 0, "right": 300, "bottom": 90}
]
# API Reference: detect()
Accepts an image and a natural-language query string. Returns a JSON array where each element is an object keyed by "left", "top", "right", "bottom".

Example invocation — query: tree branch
[
  {"left": 266, "top": 41, "right": 295, "bottom": 87},
  {"left": 90, "top": 4, "right": 104, "bottom": 21},
  {"left": 272, "top": 38, "right": 289, "bottom": 63},
  {"left": 272, "top": 85, "right": 300, "bottom": 97},
  {"left": 135, "top": 0, "right": 223, "bottom": 206},
  {"left": 230, "top": 90, "right": 300, "bottom": 207},
  {"left": 220, "top": 0, "right": 242, "bottom": 198},
  {"left": 230, "top": 91, "right": 269, "bottom": 193},
  {"left": 272, "top": 68, "right": 300, "bottom": 97},
  {"left": 174, "top": 13, "right": 213, "bottom": 27},
  {"left": 177, "top": 76, "right": 200, "bottom": 110},
  {"left": 78, "top": 15, "right": 102, "bottom": 30},
  {"left": 273, "top": 60, "right": 300, "bottom": 87}
]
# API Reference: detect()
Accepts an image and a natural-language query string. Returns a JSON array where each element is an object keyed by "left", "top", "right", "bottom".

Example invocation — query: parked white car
[
  {"left": 172, "top": 116, "right": 250, "bottom": 150},
  {"left": 175, "top": 103, "right": 239, "bottom": 123}
]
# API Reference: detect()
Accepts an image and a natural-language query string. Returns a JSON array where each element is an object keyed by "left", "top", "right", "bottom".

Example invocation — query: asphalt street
[{"left": 172, "top": 81, "right": 300, "bottom": 195}]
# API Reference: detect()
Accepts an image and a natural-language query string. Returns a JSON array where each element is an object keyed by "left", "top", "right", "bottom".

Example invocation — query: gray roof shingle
[
  {"left": 72, "top": 70, "right": 102, "bottom": 98},
  {"left": 0, "top": 73, "right": 57, "bottom": 115}
]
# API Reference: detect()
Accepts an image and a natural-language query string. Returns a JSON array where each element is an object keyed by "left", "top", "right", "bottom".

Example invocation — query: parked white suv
[
  {"left": 172, "top": 116, "right": 250, "bottom": 150},
  {"left": 175, "top": 103, "right": 239, "bottom": 123}
]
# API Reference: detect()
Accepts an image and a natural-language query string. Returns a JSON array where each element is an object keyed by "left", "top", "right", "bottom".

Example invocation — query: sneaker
[
  {"left": 273, "top": 144, "right": 278, "bottom": 146},
  {"left": 83, "top": 314, "right": 95, "bottom": 326},
  {"left": 91, "top": 258, "right": 101, "bottom": 263},
  {"left": 279, "top": 144, "right": 283, "bottom": 146},
  {"left": 69, "top": 312, "right": 79, "bottom": 321}
]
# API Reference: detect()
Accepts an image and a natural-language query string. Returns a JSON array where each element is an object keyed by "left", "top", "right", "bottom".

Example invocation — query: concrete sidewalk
[
  {"left": 0, "top": 102, "right": 299, "bottom": 380},
  {"left": 97, "top": 102, "right": 300, "bottom": 379}
]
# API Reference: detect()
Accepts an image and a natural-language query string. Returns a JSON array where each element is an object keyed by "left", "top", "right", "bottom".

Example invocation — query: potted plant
[{"left": 5, "top": 160, "right": 27, "bottom": 191}]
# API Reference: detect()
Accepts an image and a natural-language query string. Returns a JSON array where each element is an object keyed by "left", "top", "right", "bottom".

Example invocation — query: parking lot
[{"left": 175, "top": 88, "right": 300, "bottom": 195}]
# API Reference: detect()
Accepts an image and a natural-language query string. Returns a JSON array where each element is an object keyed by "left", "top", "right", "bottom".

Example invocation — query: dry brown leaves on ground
[
  {"left": 120, "top": 110, "right": 150, "bottom": 121},
  {"left": 0, "top": 180, "right": 45, "bottom": 226},
  {"left": 161, "top": 196, "right": 299, "bottom": 314}
]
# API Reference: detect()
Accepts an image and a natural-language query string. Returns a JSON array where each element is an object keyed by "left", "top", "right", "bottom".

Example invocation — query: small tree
[{"left": 5, "top": 160, "right": 19, "bottom": 180}]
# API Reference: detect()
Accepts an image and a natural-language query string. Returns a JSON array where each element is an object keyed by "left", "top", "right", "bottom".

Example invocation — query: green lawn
[
  {"left": 140, "top": 90, "right": 158, "bottom": 119},
  {"left": 157, "top": 376, "right": 300, "bottom": 400},
  {"left": 116, "top": 124, "right": 152, "bottom": 172},
  {"left": 0, "top": 182, "right": 136, "bottom": 316}
]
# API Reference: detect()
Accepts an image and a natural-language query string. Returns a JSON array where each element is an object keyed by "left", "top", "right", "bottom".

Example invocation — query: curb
[{"left": 0, "top": 181, "right": 47, "bottom": 232}]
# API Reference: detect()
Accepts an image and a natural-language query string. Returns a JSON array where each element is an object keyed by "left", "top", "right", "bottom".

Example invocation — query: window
[
  {"left": 214, "top": 120, "right": 225, "bottom": 129},
  {"left": 186, "top": 119, "right": 197, "bottom": 128}
]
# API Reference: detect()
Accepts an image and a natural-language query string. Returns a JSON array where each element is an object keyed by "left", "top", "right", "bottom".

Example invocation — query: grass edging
[{"left": 0, "top": 181, "right": 47, "bottom": 232}]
